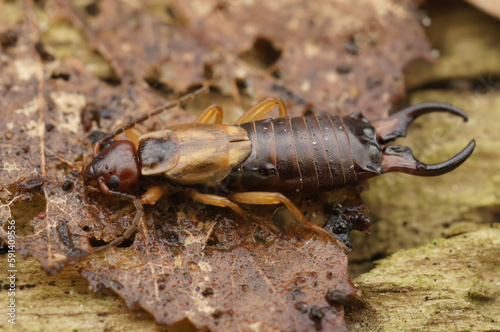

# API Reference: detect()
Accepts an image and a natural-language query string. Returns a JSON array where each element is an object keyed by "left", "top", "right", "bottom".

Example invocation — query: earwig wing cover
[{"left": 138, "top": 130, "right": 180, "bottom": 176}]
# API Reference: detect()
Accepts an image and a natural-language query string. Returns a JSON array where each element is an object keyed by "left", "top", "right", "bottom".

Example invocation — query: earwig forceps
[{"left": 372, "top": 102, "right": 476, "bottom": 176}]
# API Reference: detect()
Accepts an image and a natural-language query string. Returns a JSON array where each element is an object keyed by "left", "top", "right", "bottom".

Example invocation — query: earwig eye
[{"left": 108, "top": 175, "right": 121, "bottom": 189}]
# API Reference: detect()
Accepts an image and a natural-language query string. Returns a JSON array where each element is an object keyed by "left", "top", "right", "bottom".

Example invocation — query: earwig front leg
[
  {"left": 139, "top": 186, "right": 165, "bottom": 205},
  {"left": 195, "top": 104, "right": 223, "bottom": 124},
  {"left": 234, "top": 97, "right": 287, "bottom": 124},
  {"left": 229, "top": 192, "right": 347, "bottom": 248},
  {"left": 189, "top": 190, "right": 247, "bottom": 216},
  {"left": 124, "top": 127, "right": 145, "bottom": 150}
]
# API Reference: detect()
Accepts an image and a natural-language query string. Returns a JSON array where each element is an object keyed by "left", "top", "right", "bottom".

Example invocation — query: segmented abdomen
[{"left": 227, "top": 115, "right": 360, "bottom": 194}]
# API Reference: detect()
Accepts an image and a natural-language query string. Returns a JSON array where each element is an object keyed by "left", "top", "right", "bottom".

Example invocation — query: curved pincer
[
  {"left": 371, "top": 102, "right": 475, "bottom": 176},
  {"left": 381, "top": 140, "right": 476, "bottom": 176}
]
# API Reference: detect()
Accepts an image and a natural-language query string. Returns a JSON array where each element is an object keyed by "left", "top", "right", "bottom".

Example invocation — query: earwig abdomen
[{"left": 228, "top": 115, "right": 382, "bottom": 194}]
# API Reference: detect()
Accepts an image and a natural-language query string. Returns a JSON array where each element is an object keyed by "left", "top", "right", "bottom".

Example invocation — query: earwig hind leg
[
  {"left": 189, "top": 190, "right": 279, "bottom": 234},
  {"left": 229, "top": 192, "right": 309, "bottom": 229},
  {"left": 195, "top": 104, "right": 223, "bottom": 124},
  {"left": 189, "top": 190, "right": 247, "bottom": 216},
  {"left": 234, "top": 97, "right": 287, "bottom": 124},
  {"left": 228, "top": 192, "right": 347, "bottom": 249}
]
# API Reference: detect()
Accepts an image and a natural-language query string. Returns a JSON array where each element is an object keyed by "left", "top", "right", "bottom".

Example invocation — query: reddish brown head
[{"left": 82, "top": 140, "right": 140, "bottom": 192}]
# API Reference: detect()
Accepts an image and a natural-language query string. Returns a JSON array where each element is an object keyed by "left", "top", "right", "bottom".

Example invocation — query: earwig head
[
  {"left": 82, "top": 140, "right": 140, "bottom": 192},
  {"left": 371, "top": 102, "right": 475, "bottom": 176}
]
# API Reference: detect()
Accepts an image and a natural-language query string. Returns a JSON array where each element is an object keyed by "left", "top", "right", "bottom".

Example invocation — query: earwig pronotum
[{"left": 80, "top": 86, "right": 475, "bottom": 258}]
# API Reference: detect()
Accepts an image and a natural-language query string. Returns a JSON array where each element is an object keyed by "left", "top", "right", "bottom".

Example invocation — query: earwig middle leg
[
  {"left": 189, "top": 190, "right": 247, "bottom": 216},
  {"left": 234, "top": 97, "right": 287, "bottom": 124},
  {"left": 229, "top": 192, "right": 347, "bottom": 248},
  {"left": 195, "top": 104, "right": 223, "bottom": 124}
]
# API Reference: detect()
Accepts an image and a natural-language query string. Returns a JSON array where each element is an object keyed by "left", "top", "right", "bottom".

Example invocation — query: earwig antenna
[
  {"left": 93, "top": 84, "right": 209, "bottom": 156},
  {"left": 62, "top": 180, "right": 145, "bottom": 266}
]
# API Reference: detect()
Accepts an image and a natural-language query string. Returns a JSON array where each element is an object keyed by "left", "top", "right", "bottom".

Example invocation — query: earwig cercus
[
  {"left": 371, "top": 102, "right": 475, "bottom": 176},
  {"left": 79, "top": 87, "right": 475, "bottom": 259}
]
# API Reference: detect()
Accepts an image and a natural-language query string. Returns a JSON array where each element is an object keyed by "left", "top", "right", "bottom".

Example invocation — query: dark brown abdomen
[{"left": 226, "top": 115, "right": 359, "bottom": 194}]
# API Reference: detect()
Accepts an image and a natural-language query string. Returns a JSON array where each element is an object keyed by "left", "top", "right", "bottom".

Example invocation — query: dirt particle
[
  {"left": 202, "top": 288, "right": 214, "bottom": 297},
  {"left": 326, "top": 289, "right": 349, "bottom": 305},
  {"left": 35, "top": 41, "right": 55, "bottom": 62},
  {"left": 0, "top": 30, "right": 18, "bottom": 49},
  {"left": 309, "top": 306, "right": 324, "bottom": 322},
  {"left": 336, "top": 64, "right": 352, "bottom": 74},
  {"left": 294, "top": 302, "right": 308, "bottom": 313},
  {"left": 62, "top": 180, "right": 74, "bottom": 191}
]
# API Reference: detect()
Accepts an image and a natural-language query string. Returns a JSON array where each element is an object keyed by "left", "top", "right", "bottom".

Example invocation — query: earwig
[{"left": 78, "top": 88, "right": 475, "bottom": 259}]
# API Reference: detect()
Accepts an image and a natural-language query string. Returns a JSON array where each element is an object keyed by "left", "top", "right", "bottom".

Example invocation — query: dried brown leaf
[
  {"left": 173, "top": 0, "right": 432, "bottom": 119},
  {"left": 82, "top": 210, "right": 359, "bottom": 331},
  {"left": 61, "top": 0, "right": 432, "bottom": 119}
]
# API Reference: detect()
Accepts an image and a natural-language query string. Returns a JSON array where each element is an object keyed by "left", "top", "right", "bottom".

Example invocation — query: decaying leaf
[
  {"left": 173, "top": 0, "right": 432, "bottom": 120},
  {"left": 60, "top": 0, "right": 432, "bottom": 120},
  {"left": 81, "top": 210, "right": 359, "bottom": 330},
  {"left": 0, "top": 0, "right": 434, "bottom": 330}
]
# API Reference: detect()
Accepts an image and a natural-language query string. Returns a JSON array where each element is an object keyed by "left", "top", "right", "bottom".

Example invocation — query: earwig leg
[
  {"left": 139, "top": 186, "right": 165, "bottom": 205},
  {"left": 124, "top": 127, "right": 145, "bottom": 150},
  {"left": 229, "top": 192, "right": 309, "bottom": 229},
  {"left": 234, "top": 97, "right": 287, "bottom": 124},
  {"left": 189, "top": 190, "right": 247, "bottom": 216},
  {"left": 195, "top": 104, "right": 223, "bottom": 124},
  {"left": 189, "top": 190, "right": 280, "bottom": 233},
  {"left": 228, "top": 192, "right": 347, "bottom": 248}
]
